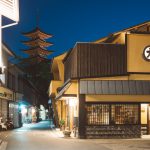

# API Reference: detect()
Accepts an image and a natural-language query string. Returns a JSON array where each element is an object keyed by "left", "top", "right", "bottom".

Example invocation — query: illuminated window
[
  {"left": 111, "top": 104, "right": 139, "bottom": 125},
  {"left": 86, "top": 104, "right": 109, "bottom": 125},
  {"left": 86, "top": 103, "right": 139, "bottom": 125}
]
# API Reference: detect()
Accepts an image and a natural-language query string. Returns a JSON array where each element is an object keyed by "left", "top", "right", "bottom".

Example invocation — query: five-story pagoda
[
  {"left": 20, "top": 27, "right": 53, "bottom": 111},
  {"left": 22, "top": 27, "right": 53, "bottom": 65}
]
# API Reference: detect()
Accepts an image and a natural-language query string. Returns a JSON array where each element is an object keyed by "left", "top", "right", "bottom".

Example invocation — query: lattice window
[
  {"left": 86, "top": 103, "right": 139, "bottom": 125},
  {"left": 111, "top": 104, "right": 139, "bottom": 124},
  {"left": 86, "top": 104, "right": 109, "bottom": 125}
]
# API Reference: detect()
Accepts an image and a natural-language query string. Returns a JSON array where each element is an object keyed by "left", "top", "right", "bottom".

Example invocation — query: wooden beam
[{"left": 78, "top": 94, "right": 86, "bottom": 139}]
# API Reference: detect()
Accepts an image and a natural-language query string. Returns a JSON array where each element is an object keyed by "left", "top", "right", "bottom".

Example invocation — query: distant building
[
  {"left": 21, "top": 27, "right": 53, "bottom": 119},
  {"left": 49, "top": 21, "right": 150, "bottom": 138},
  {"left": 0, "top": 44, "right": 16, "bottom": 126},
  {"left": 0, "top": 43, "right": 41, "bottom": 127},
  {"left": 48, "top": 53, "right": 67, "bottom": 127}
]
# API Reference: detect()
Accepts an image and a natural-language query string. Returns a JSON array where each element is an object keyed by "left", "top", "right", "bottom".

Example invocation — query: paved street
[
  {"left": 4, "top": 120, "right": 110, "bottom": 150},
  {"left": 0, "top": 120, "right": 149, "bottom": 150}
]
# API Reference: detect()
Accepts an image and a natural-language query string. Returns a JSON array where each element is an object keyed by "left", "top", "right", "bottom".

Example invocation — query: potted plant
[
  {"left": 59, "top": 119, "right": 65, "bottom": 130},
  {"left": 63, "top": 127, "right": 71, "bottom": 137}
]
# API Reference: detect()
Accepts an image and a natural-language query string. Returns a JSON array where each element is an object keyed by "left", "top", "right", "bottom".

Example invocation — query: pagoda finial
[{"left": 36, "top": 8, "right": 40, "bottom": 28}]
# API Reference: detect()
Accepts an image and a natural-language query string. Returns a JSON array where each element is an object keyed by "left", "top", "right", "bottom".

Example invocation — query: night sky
[{"left": 2, "top": 0, "right": 150, "bottom": 58}]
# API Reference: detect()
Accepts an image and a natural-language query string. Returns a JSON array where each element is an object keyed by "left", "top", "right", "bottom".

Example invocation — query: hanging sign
[
  {"left": 0, "top": 86, "right": 13, "bottom": 100},
  {"left": 143, "top": 46, "right": 150, "bottom": 61}
]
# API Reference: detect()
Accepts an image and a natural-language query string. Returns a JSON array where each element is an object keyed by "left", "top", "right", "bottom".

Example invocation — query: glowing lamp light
[
  {"left": 141, "top": 104, "right": 148, "bottom": 111},
  {"left": 21, "top": 107, "right": 27, "bottom": 115},
  {"left": 69, "top": 98, "right": 77, "bottom": 107},
  {"left": 20, "top": 104, "right": 25, "bottom": 109},
  {"left": 32, "top": 107, "right": 36, "bottom": 114}
]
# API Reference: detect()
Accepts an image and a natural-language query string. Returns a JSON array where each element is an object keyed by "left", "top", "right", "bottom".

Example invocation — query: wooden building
[{"left": 49, "top": 21, "right": 150, "bottom": 138}]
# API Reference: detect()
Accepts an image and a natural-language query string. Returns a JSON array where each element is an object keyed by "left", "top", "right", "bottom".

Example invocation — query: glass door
[
  {"left": 148, "top": 105, "right": 150, "bottom": 134},
  {"left": 141, "top": 104, "right": 148, "bottom": 135}
]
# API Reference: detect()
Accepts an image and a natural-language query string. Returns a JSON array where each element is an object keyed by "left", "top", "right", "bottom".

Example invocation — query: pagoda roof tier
[
  {"left": 20, "top": 55, "right": 49, "bottom": 64},
  {"left": 23, "top": 46, "right": 53, "bottom": 56},
  {"left": 22, "top": 27, "right": 53, "bottom": 39},
  {"left": 22, "top": 39, "right": 53, "bottom": 48}
]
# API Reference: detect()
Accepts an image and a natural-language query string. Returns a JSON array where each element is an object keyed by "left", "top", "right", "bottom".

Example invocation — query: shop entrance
[
  {"left": 141, "top": 104, "right": 150, "bottom": 135},
  {"left": 148, "top": 105, "right": 150, "bottom": 134}
]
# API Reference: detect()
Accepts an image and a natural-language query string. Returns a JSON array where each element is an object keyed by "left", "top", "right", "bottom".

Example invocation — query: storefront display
[
  {"left": 9, "top": 102, "right": 19, "bottom": 128},
  {"left": 86, "top": 103, "right": 139, "bottom": 126},
  {"left": 0, "top": 99, "right": 8, "bottom": 121}
]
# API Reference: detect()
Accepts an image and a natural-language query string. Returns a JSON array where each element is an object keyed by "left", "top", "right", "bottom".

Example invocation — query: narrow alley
[{"left": 0, "top": 120, "right": 110, "bottom": 150}]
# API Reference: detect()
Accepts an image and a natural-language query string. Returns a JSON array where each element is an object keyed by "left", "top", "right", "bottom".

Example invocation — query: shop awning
[
  {"left": 80, "top": 80, "right": 150, "bottom": 95},
  {"left": 55, "top": 82, "right": 77, "bottom": 100}
]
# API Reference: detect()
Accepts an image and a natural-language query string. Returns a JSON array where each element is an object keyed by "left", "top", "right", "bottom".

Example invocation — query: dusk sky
[{"left": 2, "top": 0, "right": 150, "bottom": 58}]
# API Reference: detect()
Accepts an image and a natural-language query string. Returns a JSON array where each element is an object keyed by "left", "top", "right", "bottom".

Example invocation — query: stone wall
[{"left": 86, "top": 125, "right": 141, "bottom": 139}]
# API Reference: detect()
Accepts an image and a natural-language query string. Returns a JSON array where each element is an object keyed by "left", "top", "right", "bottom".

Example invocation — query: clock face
[{"left": 143, "top": 46, "right": 150, "bottom": 61}]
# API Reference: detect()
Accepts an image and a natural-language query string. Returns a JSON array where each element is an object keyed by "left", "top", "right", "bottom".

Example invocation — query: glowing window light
[
  {"left": 20, "top": 105, "right": 27, "bottom": 115},
  {"left": 69, "top": 98, "right": 77, "bottom": 107},
  {"left": 32, "top": 107, "right": 36, "bottom": 114},
  {"left": 20, "top": 104, "right": 25, "bottom": 110}
]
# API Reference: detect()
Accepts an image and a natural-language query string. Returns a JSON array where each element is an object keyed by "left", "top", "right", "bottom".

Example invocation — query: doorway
[{"left": 141, "top": 104, "right": 150, "bottom": 135}]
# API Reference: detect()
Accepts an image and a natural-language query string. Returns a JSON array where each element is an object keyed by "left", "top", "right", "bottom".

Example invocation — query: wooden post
[
  {"left": 51, "top": 97, "right": 59, "bottom": 128},
  {"left": 78, "top": 94, "right": 86, "bottom": 138}
]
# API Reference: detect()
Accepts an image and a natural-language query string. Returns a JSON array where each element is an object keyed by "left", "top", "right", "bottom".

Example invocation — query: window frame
[{"left": 86, "top": 102, "right": 140, "bottom": 126}]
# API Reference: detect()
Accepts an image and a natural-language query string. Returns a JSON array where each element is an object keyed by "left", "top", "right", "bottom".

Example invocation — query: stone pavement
[
  {"left": 87, "top": 138, "right": 150, "bottom": 150},
  {"left": 51, "top": 127, "right": 150, "bottom": 150},
  {"left": 0, "top": 120, "right": 150, "bottom": 150},
  {"left": 0, "top": 131, "right": 10, "bottom": 150},
  {"left": 5, "top": 120, "right": 110, "bottom": 150}
]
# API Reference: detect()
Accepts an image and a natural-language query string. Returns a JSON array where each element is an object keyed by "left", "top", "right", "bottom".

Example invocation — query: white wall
[{"left": 0, "top": 44, "right": 11, "bottom": 85}]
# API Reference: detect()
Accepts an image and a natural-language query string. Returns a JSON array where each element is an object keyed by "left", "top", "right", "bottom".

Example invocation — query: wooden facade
[
  {"left": 51, "top": 21, "right": 150, "bottom": 139},
  {"left": 64, "top": 43, "right": 127, "bottom": 81},
  {"left": 64, "top": 47, "right": 78, "bottom": 81}
]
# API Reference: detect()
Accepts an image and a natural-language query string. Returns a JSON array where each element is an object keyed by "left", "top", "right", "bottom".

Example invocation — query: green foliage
[{"left": 59, "top": 119, "right": 65, "bottom": 126}]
